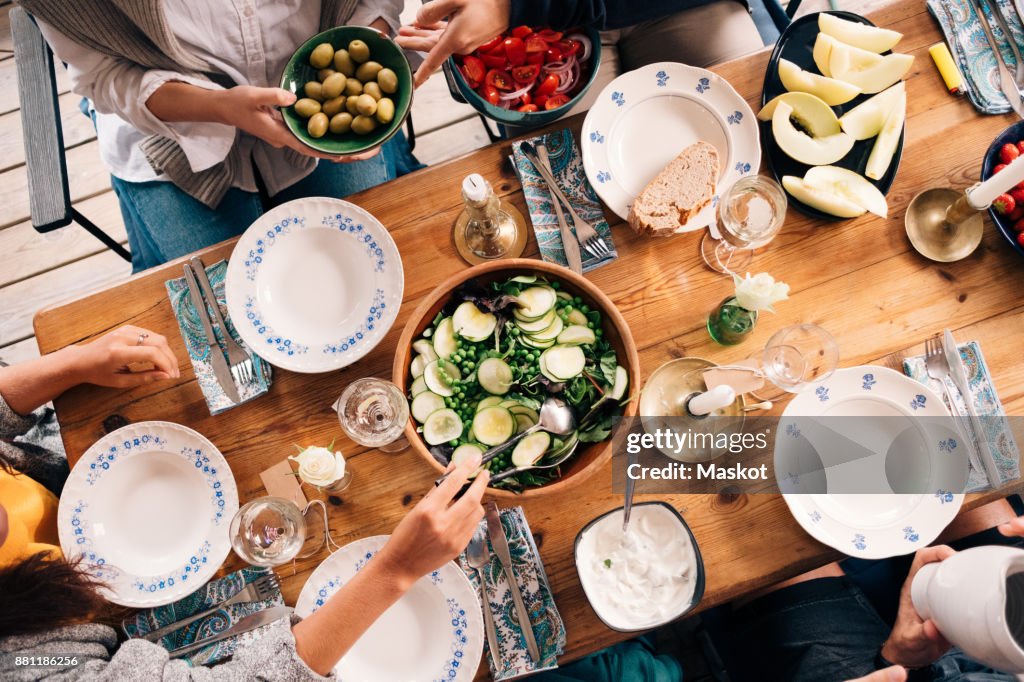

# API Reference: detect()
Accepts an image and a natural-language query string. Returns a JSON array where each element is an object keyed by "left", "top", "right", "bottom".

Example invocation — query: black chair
[
  {"left": 750, "top": 0, "right": 807, "bottom": 46},
  {"left": 10, "top": 7, "right": 131, "bottom": 262}
]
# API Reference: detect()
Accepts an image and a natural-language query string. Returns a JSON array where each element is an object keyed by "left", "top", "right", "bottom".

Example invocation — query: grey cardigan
[
  {"left": 15, "top": 0, "right": 358, "bottom": 208},
  {"left": 0, "top": 391, "right": 67, "bottom": 496}
]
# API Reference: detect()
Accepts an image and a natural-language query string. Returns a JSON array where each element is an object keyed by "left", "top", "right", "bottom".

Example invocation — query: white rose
[
  {"left": 733, "top": 272, "right": 790, "bottom": 312},
  {"left": 289, "top": 446, "right": 346, "bottom": 487}
]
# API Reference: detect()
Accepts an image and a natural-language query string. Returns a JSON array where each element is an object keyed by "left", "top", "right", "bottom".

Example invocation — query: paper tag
[
  {"left": 703, "top": 362, "right": 764, "bottom": 394},
  {"left": 260, "top": 460, "right": 307, "bottom": 508}
]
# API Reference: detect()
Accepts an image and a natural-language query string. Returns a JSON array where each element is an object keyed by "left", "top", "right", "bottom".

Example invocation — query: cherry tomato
[
  {"left": 994, "top": 163, "right": 1009, "bottom": 175},
  {"left": 536, "top": 29, "right": 563, "bottom": 43},
  {"left": 518, "top": 104, "right": 539, "bottom": 112},
  {"left": 545, "top": 94, "right": 571, "bottom": 110},
  {"left": 480, "top": 51, "right": 507, "bottom": 69},
  {"left": 512, "top": 64, "right": 540, "bottom": 84},
  {"left": 993, "top": 193, "right": 1016, "bottom": 215},
  {"left": 504, "top": 36, "right": 527, "bottom": 66},
  {"left": 479, "top": 85, "right": 500, "bottom": 105},
  {"left": 486, "top": 69, "right": 515, "bottom": 91},
  {"left": 511, "top": 26, "right": 533, "bottom": 39},
  {"left": 545, "top": 47, "right": 563, "bottom": 63},
  {"left": 556, "top": 39, "right": 581, "bottom": 58},
  {"left": 1017, "top": 140, "right": 1024, "bottom": 155},
  {"left": 1000, "top": 143, "right": 1020, "bottom": 165},
  {"left": 525, "top": 35, "right": 547, "bottom": 64},
  {"left": 460, "top": 55, "right": 486, "bottom": 88},
  {"left": 536, "top": 73, "right": 560, "bottom": 96},
  {"left": 477, "top": 35, "right": 504, "bottom": 53}
]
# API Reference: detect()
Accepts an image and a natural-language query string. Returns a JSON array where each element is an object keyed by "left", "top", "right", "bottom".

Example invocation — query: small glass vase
[
  {"left": 318, "top": 470, "right": 353, "bottom": 495},
  {"left": 707, "top": 296, "right": 758, "bottom": 346}
]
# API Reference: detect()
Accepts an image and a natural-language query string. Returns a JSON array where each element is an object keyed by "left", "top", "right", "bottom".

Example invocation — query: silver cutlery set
[
  {"left": 183, "top": 257, "right": 256, "bottom": 402},
  {"left": 969, "top": 0, "right": 1024, "bottom": 117}
]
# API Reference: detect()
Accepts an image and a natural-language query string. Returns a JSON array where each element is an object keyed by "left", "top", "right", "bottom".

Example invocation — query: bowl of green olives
[{"left": 280, "top": 26, "right": 413, "bottom": 155}]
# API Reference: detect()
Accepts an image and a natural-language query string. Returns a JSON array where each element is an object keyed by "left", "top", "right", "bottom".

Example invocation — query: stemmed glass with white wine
[
  {"left": 334, "top": 378, "right": 410, "bottom": 453},
  {"left": 701, "top": 175, "right": 788, "bottom": 274},
  {"left": 750, "top": 323, "right": 840, "bottom": 401}
]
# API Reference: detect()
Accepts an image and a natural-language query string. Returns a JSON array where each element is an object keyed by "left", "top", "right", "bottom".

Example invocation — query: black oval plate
[
  {"left": 980, "top": 120, "right": 1024, "bottom": 258},
  {"left": 762, "top": 11, "right": 905, "bottom": 221}
]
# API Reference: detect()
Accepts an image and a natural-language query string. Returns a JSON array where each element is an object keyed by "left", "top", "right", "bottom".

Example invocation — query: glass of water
[
  {"left": 701, "top": 175, "right": 788, "bottom": 275},
  {"left": 229, "top": 497, "right": 306, "bottom": 567},
  {"left": 335, "top": 378, "right": 410, "bottom": 453},
  {"left": 758, "top": 323, "right": 840, "bottom": 398}
]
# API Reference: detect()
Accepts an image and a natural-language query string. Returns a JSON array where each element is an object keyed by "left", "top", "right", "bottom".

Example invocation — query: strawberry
[
  {"left": 1017, "top": 140, "right": 1024, "bottom": 155},
  {"left": 1001, "top": 143, "right": 1021, "bottom": 165},
  {"left": 1018, "top": 231, "right": 1024, "bottom": 247},
  {"left": 994, "top": 193, "right": 1016, "bottom": 215},
  {"left": 1014, "top": 217, "right": 1024, "bottom": 232},
  {"left": 1007, "top": 205, "right": 1024, "bottom": 222},
  {"left": 1010, "top": 189, "right": 1024, "bottom": 206},
  {"left": 993, "top": 163, "right": 1008, "bottom": 176}
]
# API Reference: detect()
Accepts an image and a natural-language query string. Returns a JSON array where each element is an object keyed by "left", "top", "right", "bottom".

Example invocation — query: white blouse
[{"left": 36, "top": 0, "right": 404, "bottom": 194}]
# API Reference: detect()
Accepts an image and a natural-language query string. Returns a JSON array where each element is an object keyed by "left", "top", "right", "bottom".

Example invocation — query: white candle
[
  {"left": 968, "top": 153, "right": 1024, "bottom": 209},
  {"left": 687, "top": 385, "right": 736, "bottom": 416}
]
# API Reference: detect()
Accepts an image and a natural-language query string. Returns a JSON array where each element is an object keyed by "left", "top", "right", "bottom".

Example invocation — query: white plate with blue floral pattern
[
  {"left": 225, "top": 197, "right": 404, "bottom": 373},
  {"left": 580, "top": 61, "right": 760, "bottom": 230},
  {"left": 57, "top": 422, "right": 238, "bottom": 607},
  {"left": 296, "top": 535, "right": 483, "bottom": 682},
  {"left": 777, "top": 367, "right": 966, "bottom": 560}
]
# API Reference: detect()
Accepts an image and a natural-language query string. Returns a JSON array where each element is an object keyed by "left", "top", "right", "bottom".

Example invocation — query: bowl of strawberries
[
  {"left": 443, "top": 26, "right": 602, "bottom": 127},
  {"left": 981, "top": 120, "right": 1024, "bottom": 257}
]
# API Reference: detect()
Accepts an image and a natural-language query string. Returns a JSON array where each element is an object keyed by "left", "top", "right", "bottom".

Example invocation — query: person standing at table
[{"left": 17, "top": 0, "right": 419, "bottom": 273}]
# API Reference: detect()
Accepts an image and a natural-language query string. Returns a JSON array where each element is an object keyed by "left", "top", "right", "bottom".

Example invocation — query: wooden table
[{"left": 34, "top": 0, "right": 1024, "bottom": 673}]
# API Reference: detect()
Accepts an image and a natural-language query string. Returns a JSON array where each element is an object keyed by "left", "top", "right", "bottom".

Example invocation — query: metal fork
[
  {"left": 141, "top": 573, "right": 280, "bottom": 642},
  {"left": 984, "top": 0, "right": 1024, "bottom": 87},
  {"left": 923, "top": 335, "right": 985, "bottom": 476},
  {"left": 190, "top": 256, "right": 255, "bottom": 387}
]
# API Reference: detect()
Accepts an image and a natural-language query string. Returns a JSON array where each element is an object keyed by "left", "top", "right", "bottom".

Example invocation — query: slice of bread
[{"left": 627, "top": 141, "right": 719, "bottom": 237}]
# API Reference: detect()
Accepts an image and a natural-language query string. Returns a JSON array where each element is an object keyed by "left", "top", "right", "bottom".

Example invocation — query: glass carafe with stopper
[{"left": 453, "top": 173, "right": 527, "bottom": 264}]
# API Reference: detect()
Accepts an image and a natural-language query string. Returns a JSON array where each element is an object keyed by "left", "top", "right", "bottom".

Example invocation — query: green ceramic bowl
[{"left": 280, "top": 26, "right": 413, "bottom": 155}]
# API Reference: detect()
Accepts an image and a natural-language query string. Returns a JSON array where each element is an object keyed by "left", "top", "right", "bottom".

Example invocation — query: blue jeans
[{"left": 111, "top": 133, "right": 421, "bottom": 272}]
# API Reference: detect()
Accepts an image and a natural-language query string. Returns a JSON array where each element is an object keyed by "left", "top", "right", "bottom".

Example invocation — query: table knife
[
  {"left": 986, "top": 0, "right": 1024, "bottom": 86},
  {"left": 484, "top": 502, "right": 540, "bottom": 662},
  {"left": 971, "top": 0, "right": 1024, "bottom": 118},
  {"left": 534, "top": 142, "right": 583, "bottom": 274},
  {"left": 167, "top": 605, "right": 292, "bottom": 659},
  {"left": 183, "top": 264, "right": 241, "bottom": 404},
  {"left": 942, "top": 330, "right": 1002, "bottom": 488}
]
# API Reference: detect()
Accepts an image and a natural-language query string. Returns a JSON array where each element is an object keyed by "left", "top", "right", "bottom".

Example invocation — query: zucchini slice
[
  {"left": 475, "top": 395, "right": 503, "bottom": 412},
  {"left": 453, "top": 301, "right": 497, "bottom": 342},
  {"left": 410, "top": 375, "right": 429, "bottom": 397},
  {"left": 510, "top": 274, "right": 538, "bottom": 284},
  {"left": 511, "top": 431, "right": 551, "bottom": 467},
  {"left": 557, "top": 324, "right": 596, "bottom": 346},
  {"left": 423, "top": 360, "right": 461, "bottom": 397},
  {"left": 411, "top": 391, "right": 446, "bottom": 423},
  {"left": 515, "top": 286, "right": 557, "bottom": 319},
  {"left": 515, "top": 413, "right": 536, "bottom": 433},
  {"left": 423, "top": 409, "right": 463, "bottom": 445},
  {"left": 478, "top": 357, "right": 513, "bottom": 395},
  {"left": 433, "top": 317, "right": 457, "bottom": 359},
  {"left": 508, "top": 405, "right": 539, "bottom": 422},
  {"left": 519, "top": 334, "right": 556, "bottom": 349},
  {"left": 610, "top": 365, "right": 629, "bottom": 401},
  {"left": 410, "top": 354, "right": 427, "bottom": 379},
  {"left": 472, "top": 407, "right": 516, "bottom": 446},
  {"left": 515, "top": 308, "right": 557, "bottom": 332},
  {"left": 540, "top": 345, "right": 586, "bottom": 381},
  {"left": 567, "top": 308, "right": 589, "bottom": 326},
  {"left": 452, "top": 443, "right": 484, "bottom": 466},
  {"left": 413, "top": 339, "right": 439, "bottom": 362},
  {"left": 529, "top": 316, "right": 564, "bottom": 342}
]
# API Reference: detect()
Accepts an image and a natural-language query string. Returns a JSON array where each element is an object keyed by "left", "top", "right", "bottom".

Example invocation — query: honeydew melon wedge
[
  {"left": 777, "top": 58, "right": 861, "bottom": 106},
  {"left": 803, "top": 166, "right": 888, "bottom": 218},
  {"left": 453, "top": 301, "right": 497, "bottom": 342},
  {"left": 772, "top": 101, "right": 855, "bottom": 166},
  {"left": 813, "top": 33, "right": 836, "bottom": 77},
  {"left": 865, "top": 93, "right": 905, "bottom": 180},
  {"left": 830, "top": 49, "right": 914, "bottom": 94},
  {"left": 838, "top": 82, "right": 905, "bottom": 140},
  {"left": 819, "top": 13, "right": 903, "bottom": 54},
  {"left": 782, "top": 175, "right": 866, "bottom": 218},
  {"left": 758, "top": 92, "right": 841, "bottom": 136},
  {"left": 828, "top": 40, "right": 885, "bottom": 74}
]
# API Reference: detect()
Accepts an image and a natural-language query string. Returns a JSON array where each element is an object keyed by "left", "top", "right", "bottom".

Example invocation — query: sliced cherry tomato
[
  {"left": 477, "top": 35, "right": 504, "bottom": 53},
  {"left": 535, "top": 73, "right": 560, "bottom": 96},
  {"left": 512, "top": 64, "right": 540, "bottom": 84},
  {"left": 536, "top": 29, "right": 564, "bottom": 43},
  {"left": 504, "top": 36, "right": 527, "bottom": 66},
  {"left": 525, "top": 35, "right": 547, "bottom": 64},
  {"left": 518, "top": 104, "right": 539, "bottom": 112},
  {"left": 479, "top": 51, "right": 507, "bottom": 69},
  {"left": 545, "top": 93, "right": 571, "bottom": 110},
  {"left": 511, "top": 26, "right": 533, "bottom": 39},
  {"left": 533, "top": 94, "right": 549, "bottom": 108},
  {"left": 460, "top": 55, "right": 486, "bottom": 88},
  {"left": 519, "top": 92, "right": 532, "bottom": 106},
  {"left": 556, "top": 39, "right": 581, "bottom": 58},
  {"left": 545, "top": 47, "right": 563, "bottom": 63},
  {"left": 479, "top": 85, "right": 500, "bottom": 105},
  {"left": 486, "top": 69, "right": 515, "bottom": 91}
]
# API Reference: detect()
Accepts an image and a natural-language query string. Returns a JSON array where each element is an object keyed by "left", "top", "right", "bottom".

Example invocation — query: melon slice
[
  {"left": 813, "top": 33, "right": 836, "bottom": 77},
  {"left": 758, "top": 92, "right": 840, "bottom": 136},
  {"left": 782, "top": 175, "right": 866, "bottom": 218},
  {"left": 838, "top": 82, "right": 906, "bottom": 140},
  {"left": 865, "top": 93, "right": 905, "bottom": 180},
  {"left": 804, "top": 166, "right": 888, "bottom": 218},
  {"left": 819, "top": 13, "right": 903, "bottom": 54},
  {"left": 772, "top": 101, "right": 855, "bottom": 166},
  {"left": 778, "top": 58, "right": 862, "bottom": 106},
  {"left": 830, "top": 50, "right": 914, "bottom": 94}
]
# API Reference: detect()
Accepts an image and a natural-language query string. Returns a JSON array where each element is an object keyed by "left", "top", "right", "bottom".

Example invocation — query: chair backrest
[{"left": 11, "top": 6, "right": 72, "bottom": 232}]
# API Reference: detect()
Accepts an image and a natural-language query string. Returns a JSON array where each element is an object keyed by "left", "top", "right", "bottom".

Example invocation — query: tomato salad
[{"left": 454, "top": 27, "right": 594, "bottom": 113}]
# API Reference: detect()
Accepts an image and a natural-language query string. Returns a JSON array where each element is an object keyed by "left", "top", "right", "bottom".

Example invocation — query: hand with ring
[{"left": 68, "top": 325, "right": 180, "bottom": 388}]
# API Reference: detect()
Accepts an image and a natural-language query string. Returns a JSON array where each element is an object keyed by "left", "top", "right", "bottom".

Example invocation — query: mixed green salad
[{"left": 406, "top": 274, "right": 629, "bottom": 491}]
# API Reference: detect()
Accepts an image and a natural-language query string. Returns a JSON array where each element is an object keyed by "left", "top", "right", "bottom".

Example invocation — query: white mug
[{"left": 911, "top": 545, "right": 1024, "bottom": 674}]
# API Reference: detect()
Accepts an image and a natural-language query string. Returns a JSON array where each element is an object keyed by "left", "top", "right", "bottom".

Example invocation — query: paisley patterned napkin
[
  {"left": 927, "top": 0, "right": 1024, "bottom": 114},
  {"left": 903, "top": 340, "right": 1020, "bottom": 491},
  {"left": 122, "top": 567, "right": 283, "bottom": 666},
  {"left": 510, "top": 129, "right": 617, "bottom": 272},
  {"left": 458, "top": 506, "right": 566, "bottom": 680},
  {"left": 165, "top": 260, "right": 271, "bottom": 415}
]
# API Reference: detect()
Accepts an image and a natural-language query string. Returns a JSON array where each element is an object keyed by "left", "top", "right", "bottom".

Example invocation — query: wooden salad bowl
[{"left": 392, "top": 259, "right": 641, "bottom": 499}]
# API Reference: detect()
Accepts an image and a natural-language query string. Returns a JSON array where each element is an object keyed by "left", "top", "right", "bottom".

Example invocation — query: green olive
[
  {"left": 345, "top": 96, "right": 361, "bottom": 116},
  {"left": 307, "top": 112, "right": 329, "bottom": 138},
  {"left": 333, "top": 48, "right": 356, "bottom": 76},
  {"left": 317, "top": 68, "right": 337, "bottom": 82},
  {"left": 348, "top": 39, "right": 371, "bottom": 64},
  {"left": 376, "top": 97, "right": 395, "bottom": 124},
  {"left": 363, "top": 81, "right": 382, "bottom": 101},
  {"left": 343, "top": 78, "right": 363, "bottom": 97},
  {"left": 293, "top": 97, "right": 322, "bottom": 118},
  {"left": 355, "top": 93, "right": 378, "bottom": 116},
  {"left": 321, "top": 72, "right": 347, "bottom": 100},
  {"left": 303, "top": 81, "right": 324, "bottom": 101},
  {"left": 309, "top": 43, "right": 335, "bottom": 70},
  {"left": 376, "top": 68, "right": 398, "bottom": 94},
  {"left": 351, "top": 114, "right": 377, "bottom": 135},
  {"left": 322, "top": 95, "right": 346, "bottom": 117},
  {"left": 355, "top": 60, "right": 383, "bottom": 82},
  {"left": 329, "top": 112, "right": 354, "bottom": 134}
]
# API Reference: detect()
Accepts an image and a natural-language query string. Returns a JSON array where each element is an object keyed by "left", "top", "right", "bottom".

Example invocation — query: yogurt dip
[{"left": 575, "top": 503, "right": 700, "bottom": 631}]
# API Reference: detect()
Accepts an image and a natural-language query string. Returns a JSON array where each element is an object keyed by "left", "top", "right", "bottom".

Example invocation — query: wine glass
[
  {"left": 751, "top": 323, "right": 840, "bottom": 400},
  {"left": 701, "top": 175, "right": 788, "bottom": 274},
  {"left": 335, "top": 378, "right": 410, "bottom": 453},
  {"left": 229, "top": 497, "right": 306, "bottom": 567}
]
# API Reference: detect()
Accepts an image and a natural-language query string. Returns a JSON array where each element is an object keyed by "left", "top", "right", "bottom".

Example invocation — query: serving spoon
[{"left": 488, "top": 440, "right": 580, "bottom": 485}]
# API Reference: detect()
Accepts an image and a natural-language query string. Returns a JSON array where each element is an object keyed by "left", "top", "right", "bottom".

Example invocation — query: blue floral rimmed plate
[
  {"left": 296, "top": 535, "right": 483, "bottom": 681},
  {"left": 581, "top": 62, "right": 760, "bottom": 230},
  {"left": 57, "top": 422, "right": 238, "bottom": 608},
  {"left": 777, "top": 367, "right": 966, "bottom": 560},
  {"left": 225, "top": 197, "right": 404, "bottom": 374}
]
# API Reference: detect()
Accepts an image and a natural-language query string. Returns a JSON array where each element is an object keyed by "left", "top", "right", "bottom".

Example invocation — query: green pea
[
  {"left": 375, "top": 97, "right": 395, "bottom": 125},
  {"left": 455, "top": 339, "right": 463, "bottom": 348},
  {"left": 293, "top": 97, "right": 321, "bottom": 118},
  {"left": 306, "top": 112, "right": 328, "bottom": 138},
  {"left": 309, "top": 42, "right": 335, "bottom": 70},
  {"left": 348, "top": 39, "right": 371, "bottom": 63},
  {"left": 333, "top": 48, "right": 356, "bottom": 76},
  {"left": 580, "top": 304, "right": 591, "bottom": 313},
  {"left": 573, "top": 296, "right": 582, "bottom": 304},
  {"left": 355, "top": 60, "right": 383, "bottom": 82},
  {"left": 551, "top": 282, "right": 560, "bottom": 289},
  {"left": 322, "top": 72, "right": 347, "bottom": 99},
  {"left": 526, "top": 353, "right": 535, "bottom": 361},
  {"left": 303, "top": 81, "right": 324, "bottom": 101},
  {"left": 329, "top": 112, "right": 353, "bottom": 134},
  {"left": 449, "top": 439, "right": 459, "bottom": 447},
  {"left": 377, "top": 68, "right": 398, "bottom": 94},
  {"left": 510, "top": 328, "right": 521, "bottom": 337}
]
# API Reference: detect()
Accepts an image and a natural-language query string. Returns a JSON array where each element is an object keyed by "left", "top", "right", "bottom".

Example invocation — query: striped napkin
[
  {"left": 903, "top": 340, "right": 1020, "bottom": 491},
  {"left": 122, "top": 567, "right": 283, "bottom": 666},
  {"left": 510, "top": 129, "right": 617, "bottom": 272},
  {"left": 927, "top": 0, "right": 1024, "bottom": 114},
  {"left": 165, "top": 260, "right": 271, "bottom": 415},
  {"left": 458, "top": 506, "right": 566, "bottom": 680}
]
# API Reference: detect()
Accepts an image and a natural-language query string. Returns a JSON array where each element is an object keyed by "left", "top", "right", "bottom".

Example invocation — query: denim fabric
[
  {"left": 531, "top": 634, "right": 682, "bottom": 682},
  {"left": 932, "top": 649, "right": 1015, "bottom": 681}
]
